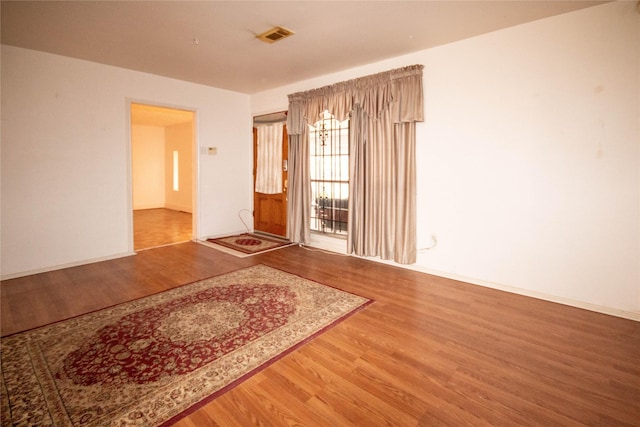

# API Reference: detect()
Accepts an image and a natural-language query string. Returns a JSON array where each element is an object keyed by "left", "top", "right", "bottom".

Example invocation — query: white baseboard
[
  {"left": 132, "top": 204, "right": 165, "bottom": 210},
  {"left": 164, "top": 204, "right": 192, "bottom": 213},
  {"left": 305, "top": 238, "right": 640, "bottom": 322},
  {"left": 1, "top": 251, "right": 137, "bottom": 281},
  {"left": 400, "top": 263, "right": 640, "bottom": 322},
  {"left": 132, "top": 205, "right": 192, "bottom": 213},
  {"left": 5, "top": 239, "right": 638, "bottom": 322},
  {"left": 309, "top": 233, "right": 347, "bottom": 254}
]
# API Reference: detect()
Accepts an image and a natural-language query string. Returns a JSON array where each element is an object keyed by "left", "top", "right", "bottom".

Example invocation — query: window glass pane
[
  {"left": 309, "top": 111, "right": 349, "bottom": 236},
  {"left": 172, "top": 150, "right": 179, "bottom": 192}
]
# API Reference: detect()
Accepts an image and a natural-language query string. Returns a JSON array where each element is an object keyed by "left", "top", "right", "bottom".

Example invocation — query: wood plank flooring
[
  {"left": 133, "top": 208, "right": 192, "bottom": 251},
  {"left": 2, "top": 242, "right": 639, "bottom": 426}
]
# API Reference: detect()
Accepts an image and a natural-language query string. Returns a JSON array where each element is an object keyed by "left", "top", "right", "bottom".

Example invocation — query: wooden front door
[{"left": 253, "top": 125, "right": 288, "bottom": 237}]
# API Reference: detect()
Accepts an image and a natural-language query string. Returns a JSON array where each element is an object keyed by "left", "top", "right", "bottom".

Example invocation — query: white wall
[
  {"left": 131, "top": 124, "right": 165, "bottom": 209},
  {"left": 1, "top": 45, "right": 252, "bottom": 277},
  {"left": 251, "top": 1, "right": 640, "bottom": 316},
  {"left": 2, "top": 2, "right": 637, "bottom": 317}
]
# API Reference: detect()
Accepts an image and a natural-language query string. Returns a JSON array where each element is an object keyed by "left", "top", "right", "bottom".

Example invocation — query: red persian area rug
[
  {"left": 0, "top": 265, "right": 372, "bottom": 427},
  {"left": 201, "top": 232, "right": 294, "bottom": 257}
]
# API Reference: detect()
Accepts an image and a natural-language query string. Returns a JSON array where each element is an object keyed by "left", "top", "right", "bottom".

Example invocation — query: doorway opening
[{"left": 130, "top": 102, "right": 196, "bottom": 250}]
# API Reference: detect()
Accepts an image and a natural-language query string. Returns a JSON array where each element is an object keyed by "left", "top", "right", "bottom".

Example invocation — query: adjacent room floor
[{"left": 133, "top": 208, "right": 192, "bottom": 251}]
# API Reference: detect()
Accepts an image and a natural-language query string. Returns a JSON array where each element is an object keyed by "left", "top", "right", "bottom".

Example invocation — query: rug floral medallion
[{"left": 1, "top": 265, "right": 371, "bottom": 427}]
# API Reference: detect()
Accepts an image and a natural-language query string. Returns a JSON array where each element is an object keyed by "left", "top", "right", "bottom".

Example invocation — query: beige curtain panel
[{"left": 287, "top": 65, "right": 424, "bottom": 264}]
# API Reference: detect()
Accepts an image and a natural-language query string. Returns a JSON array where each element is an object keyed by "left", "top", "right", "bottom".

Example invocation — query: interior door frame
[
  {"left": 253, "top": 111, "right": 288, "bottom": 238},
  {"left": 125, "top": 98, "right": 199, "bottom": 252}
]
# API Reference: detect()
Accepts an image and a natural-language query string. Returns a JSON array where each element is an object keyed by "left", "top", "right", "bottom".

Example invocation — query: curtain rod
[
  {"left": 288, "top": 64, "right": 423, "bottom": 101},
  {"left": 253, "top": 111, "right": 287, "bottom": 125}
]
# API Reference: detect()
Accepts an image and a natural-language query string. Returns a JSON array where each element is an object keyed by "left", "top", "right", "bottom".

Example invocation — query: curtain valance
[
  {"left": 285, "top": 64, "right": 424, "bottom": 264},
  {"left": 287, "top": 64, "right": 423, "bottom": 134}
]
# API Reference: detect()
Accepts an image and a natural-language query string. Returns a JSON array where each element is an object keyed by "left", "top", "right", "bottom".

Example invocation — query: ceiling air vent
[{"left": 256, "top": 26, "right": 294, "bottom": 44}]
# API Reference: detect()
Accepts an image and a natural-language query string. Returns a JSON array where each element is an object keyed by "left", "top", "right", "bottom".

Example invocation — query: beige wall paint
[
  {"left": 131, "top": 118, "right": 194, "bottom": 213},
  {"left": 131, "top": 124, "right": 166, "bottom": 209}
]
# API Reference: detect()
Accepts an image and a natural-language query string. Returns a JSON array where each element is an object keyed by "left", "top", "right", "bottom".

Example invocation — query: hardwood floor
[
  {"left": 2, "top": 243, "right": 639, "bottom": 426},
  {"left": 133, "top": 208, "right": 192, "bottom": 250}
]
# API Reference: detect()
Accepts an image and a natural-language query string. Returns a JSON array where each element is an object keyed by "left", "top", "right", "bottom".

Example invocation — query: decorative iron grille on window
[{"left": 309, "top": 111, "right": 349, "bottom": 235}]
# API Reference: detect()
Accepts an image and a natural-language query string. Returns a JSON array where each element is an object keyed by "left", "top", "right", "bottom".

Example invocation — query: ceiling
[{"left": 1, "top": 1, "right": 608, "bottom": 95}]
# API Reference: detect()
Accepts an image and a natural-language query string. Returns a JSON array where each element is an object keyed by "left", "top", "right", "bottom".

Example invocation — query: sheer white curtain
[
  {"left": 287, "top": 65, "right": 423, "bottom": 264},
  {"left": 255, "top": 123, "right": 284, "bottom": 194}
]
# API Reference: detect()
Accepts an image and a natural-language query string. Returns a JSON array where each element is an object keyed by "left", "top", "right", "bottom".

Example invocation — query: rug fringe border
[
  {"left": 2, "top": 264, "right": 374, "bottom": 427},
  {"left": 197, "top": 238, "right": 296, "bottom": 258}
]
